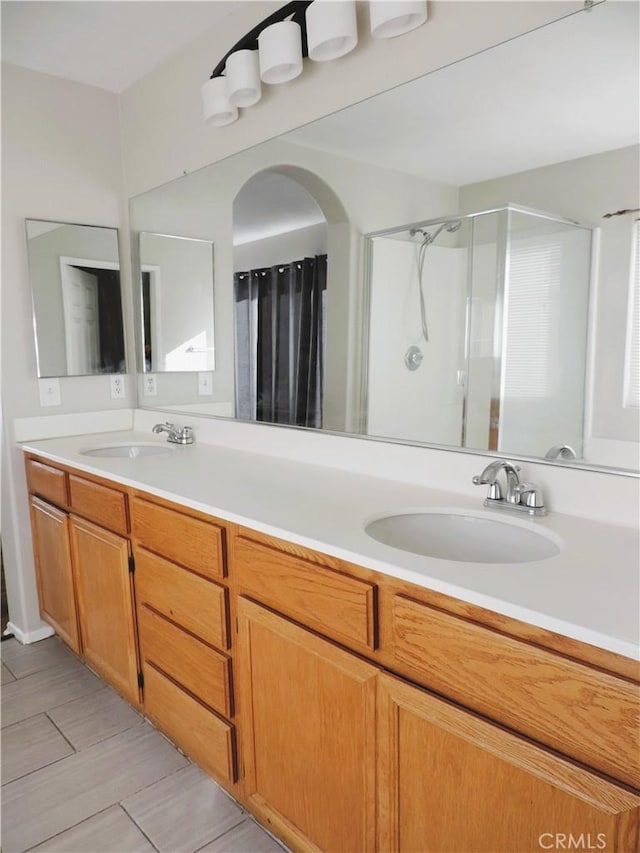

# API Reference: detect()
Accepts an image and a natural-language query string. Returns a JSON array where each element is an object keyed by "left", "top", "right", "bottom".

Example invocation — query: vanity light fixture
[
  {"left": 203, "top": 0, "right": 428, "bottom": 126},
  {"left": 306, "top": 0, "right": 358, "bottom": 62},
  {"left": 369, "top": 0, "right": 428, "bottom": 39}
]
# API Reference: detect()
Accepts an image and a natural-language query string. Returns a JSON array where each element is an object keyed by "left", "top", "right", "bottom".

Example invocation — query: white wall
[
  {"left": 233, "top": 223, "right": 328, "bottom": 272},
  {"left": 460, "top": 146, "right": 640, "bottom": 467},
  {"left": 1, "top": 63, "right": 130, "bottom": 640}
]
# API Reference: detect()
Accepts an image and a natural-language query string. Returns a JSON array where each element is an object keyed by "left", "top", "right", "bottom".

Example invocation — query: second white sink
[
  {"left": 81, "top": 443, "right": 173, "bottom": 459},
  {"left": 365, "top": 510, "right": 560, "bottom": 564}
]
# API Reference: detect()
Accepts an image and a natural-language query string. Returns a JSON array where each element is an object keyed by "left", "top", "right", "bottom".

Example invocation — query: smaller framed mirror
[
  {"left": 26, "top": 219, "right": 125, "bottom": 377},
  {"left": 138, "top": 232, "right": 215, "bottom": 373}
]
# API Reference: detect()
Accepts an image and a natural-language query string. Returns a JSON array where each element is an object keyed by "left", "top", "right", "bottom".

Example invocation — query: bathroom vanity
[{"left": 22, "top": 435, "right": 640, "bottom": 853}]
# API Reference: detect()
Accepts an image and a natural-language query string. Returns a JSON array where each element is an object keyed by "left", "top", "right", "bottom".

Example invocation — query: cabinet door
[
  {"left": 237, "top": 597, "right": 378, "bottom": 853},
  {"left": 29, "top": 497, "right": 80, "bottom": 653},
  {"left": 69, "top": 516, "right": 140, "bottom": 705},
  {"left": 378, "top": 672, "right": 640, "bottom": 853}
]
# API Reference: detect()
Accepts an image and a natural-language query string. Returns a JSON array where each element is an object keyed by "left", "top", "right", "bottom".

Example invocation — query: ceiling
[{"left": 0, "top": 0, "right": 237, "bottom": 92}]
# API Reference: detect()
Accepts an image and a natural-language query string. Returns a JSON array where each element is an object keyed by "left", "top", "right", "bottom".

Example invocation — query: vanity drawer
[
  {"left": 390, "top": 595, "right": 640, "bottom": 789},
  {"left": 138, "top": 604, "right": 232, "bottom": 718},
  {"left": 69, "top": 474, "right": 128, "bottom": 535},
  {"left": 131, "top": 497, "right": 225, "bottom": 580},
  {"left": 26, "top": 459, "right": 68, "bottom": 507},
  {"left": 234, "top": 535, "right": 377, "bottom": 650},
  {"left": 143, "top": 662, "right": 236, "bottom": 784},
  {"left": 135, "top": 547, "right": 228, "bottom": 650}
]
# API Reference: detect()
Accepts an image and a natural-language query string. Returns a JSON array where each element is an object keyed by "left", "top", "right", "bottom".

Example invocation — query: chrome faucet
[
  {"left": 473, "top": 459, "right": 546, "bottom": 516},
  {"left": 545, "top": 444, "right": 577, "bottom": 461},
  {"left": 152, "top": 422, "right": 194, "bottom": 445}
]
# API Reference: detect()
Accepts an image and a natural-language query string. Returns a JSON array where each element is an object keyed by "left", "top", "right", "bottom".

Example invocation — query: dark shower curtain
[{"left": 234, "top": 255, "right": 327, "bottom": 428}]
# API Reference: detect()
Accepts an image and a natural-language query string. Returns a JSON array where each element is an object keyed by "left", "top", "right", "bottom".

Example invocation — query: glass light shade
[
  {"left": 258, "top": 20, "right": 303, "bottom": 84},
  {"left": 306, "top": 0, "right": 358, "bottom": 62},
  {"left": 201, "top": 76, "right": 238, "bottom": 126},
  {"left": 225, "top": 49, "right": 262, "bottom": 108},
  {"left": 369, "top": 0, "right": 427, "bottom": 39}
]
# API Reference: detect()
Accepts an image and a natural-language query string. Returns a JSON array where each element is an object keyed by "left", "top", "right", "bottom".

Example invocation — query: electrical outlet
[
  {"left": 144, "top": 374, "right": 157, "bottom": 396},
  {"left": 198, "top": 372, "right": 213, "bottom": 396},
  {"left": 38, "top": 378, "right": 61, "bottom": 407},
  {"left": 110, "top": 375, "right": 126, "bottom": 399}
]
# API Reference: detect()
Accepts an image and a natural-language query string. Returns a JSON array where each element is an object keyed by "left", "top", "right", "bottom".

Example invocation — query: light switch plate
[
  {"left": 143, "top": 374, "right": 157, "bottom": 396},
  {"left": 38, "top": 378, "right": 61, "bottom": 407},
  {"left": 198, "top": 372, "right": 213, "bottom": 396},
  {"left": 110, "top": 375, "right": 126, "bottom": 399}
]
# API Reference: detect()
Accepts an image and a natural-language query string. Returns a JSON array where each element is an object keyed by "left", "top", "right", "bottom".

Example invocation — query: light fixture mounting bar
[{"left": 210, "top": 1, "right": 313, "bottom": 79}]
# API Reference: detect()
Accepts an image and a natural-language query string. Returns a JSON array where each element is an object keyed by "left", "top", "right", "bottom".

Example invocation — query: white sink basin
[
  {"left": 365, "top": 511, "right": 560, "bottom": 564},
  {"left": 81, "top": 443, "right": 173, "bottom": 459}
]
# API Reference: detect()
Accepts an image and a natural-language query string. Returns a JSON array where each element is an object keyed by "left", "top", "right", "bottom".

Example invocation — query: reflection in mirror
[
  {"left": 27, "top": 220, "right": 125, "bottom": 377},
  {"left": 130, "top": 1, "right": 639, "bottom": 472},
  {"left": 233, "top": 170, "right": 328, "bottom": 427},
  {"left": 366, "top": 206, "right": 592, "bottom": 461},
  {"left": 139, "top": 233, "right": 215, "bottom": 372}
]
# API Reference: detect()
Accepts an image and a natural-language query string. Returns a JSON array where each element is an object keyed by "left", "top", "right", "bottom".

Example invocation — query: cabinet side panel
[
  {"left": 237, "top": 597, "right": 378, "bottom": 853},
  {"left": 70, "top": 516, "right": 139, "bottom": 704},
  {"left": 378, "top": 673, "right": 640, "bottom": 853},
  {"left": 29, "top": 497, "right": 80, "bottom": 653}
]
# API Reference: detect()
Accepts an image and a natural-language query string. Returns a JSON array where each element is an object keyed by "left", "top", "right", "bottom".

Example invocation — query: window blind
[{"left": 503, "top": 243, "right": 561, "bottom": 398}]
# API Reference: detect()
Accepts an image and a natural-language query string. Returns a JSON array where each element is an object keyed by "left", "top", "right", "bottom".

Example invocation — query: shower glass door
[{"left": 364, "top": 205, "right": 592, "bottom": 458}]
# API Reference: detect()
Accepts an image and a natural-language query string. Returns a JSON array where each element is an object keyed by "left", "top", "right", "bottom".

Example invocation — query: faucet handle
[{"left": 514, "top": 482, "right": 545, "bottom": 510}]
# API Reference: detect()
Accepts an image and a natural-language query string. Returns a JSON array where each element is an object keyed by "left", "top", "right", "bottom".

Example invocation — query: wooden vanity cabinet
[
  {"left": 24, "top": 455, "right": 640, "bottom": 853},
  {"left": 231, "top": 527, "right": 640, "bottom": 853}
]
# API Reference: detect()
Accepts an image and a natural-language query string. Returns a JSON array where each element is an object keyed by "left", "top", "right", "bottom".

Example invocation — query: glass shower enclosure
[{"left": 364, "top": 205, "right": 593, "bottom": 460}]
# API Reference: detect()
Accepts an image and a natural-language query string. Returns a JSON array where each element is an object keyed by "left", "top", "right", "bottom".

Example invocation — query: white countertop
[{"left": 22, "top": 430, "right": 640, "bottom": 661}]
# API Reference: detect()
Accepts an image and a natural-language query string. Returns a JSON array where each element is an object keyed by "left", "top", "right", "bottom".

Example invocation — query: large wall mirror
[
  {"left": 129, "top": 1, "right": 639, "bottom": 473},
  {"left": 27, "top": 219, "right": 125, "bottom": 377}
]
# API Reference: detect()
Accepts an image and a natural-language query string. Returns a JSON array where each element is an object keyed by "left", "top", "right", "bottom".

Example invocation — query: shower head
[{"left": 410, "top": 219, "right": 462, "bottom": 244}]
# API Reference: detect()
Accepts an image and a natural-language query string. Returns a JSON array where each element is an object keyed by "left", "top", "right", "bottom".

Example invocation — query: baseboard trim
[{"left": 6, "top": 621, "right": 55, "bottom": 644}]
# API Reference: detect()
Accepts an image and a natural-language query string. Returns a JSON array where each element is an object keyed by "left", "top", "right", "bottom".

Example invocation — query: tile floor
[{"left": 1, "top": 636, "right": 286, "bottom": 853}]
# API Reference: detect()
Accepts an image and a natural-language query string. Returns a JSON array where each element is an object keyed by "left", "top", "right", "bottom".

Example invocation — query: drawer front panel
[
  {"left": 391, "top": 595, "right": 640, "bottom": 789},
  {"left": 69, "top": 475, "right": 128, "bottom": 535},
  {"left": 26, "top": 459, "right": 68, "bottom": 507},
  {"left": 138, "top": 604, "right": 232, "bottom": 717},
  {"left": 131, "top": 497, "right": 225, "bottom": 579},
  {"left": 234, "top": 536, "right": 376, "bottom": 650},
  {"left": 143, "top": 663, "right": 235, "bottom": 784},
  {"left": 135, "top": 548, "right": 228, "bottom": 650}
]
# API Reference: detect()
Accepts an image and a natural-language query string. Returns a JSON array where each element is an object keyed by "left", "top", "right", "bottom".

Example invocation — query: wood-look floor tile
[
  {"left": 1, "top": 661, "right": 103, "bottom": 728},
  {"left": 122, "top": 764, "right": 245, "bottom": 853},
  {"left": 1, "top": 661, "right": 16, "bottom": 684},
  {"left": 1, "top": 636, "right": 77, "bottom": 679},
  {"left": 197, "top": 819, "right": 286, "bottom": 852},
  {"left": 1, "top": 723, "right": 188, "bottom": 852},
  {"left": 47, "top": 683, "right": 143, "bottom": 750},
  {"left": 29, "top": 805, "right": 156, "bottom": 853},
  {"left": 1, "top": 714, "right": 74, "bottom": 785}
]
